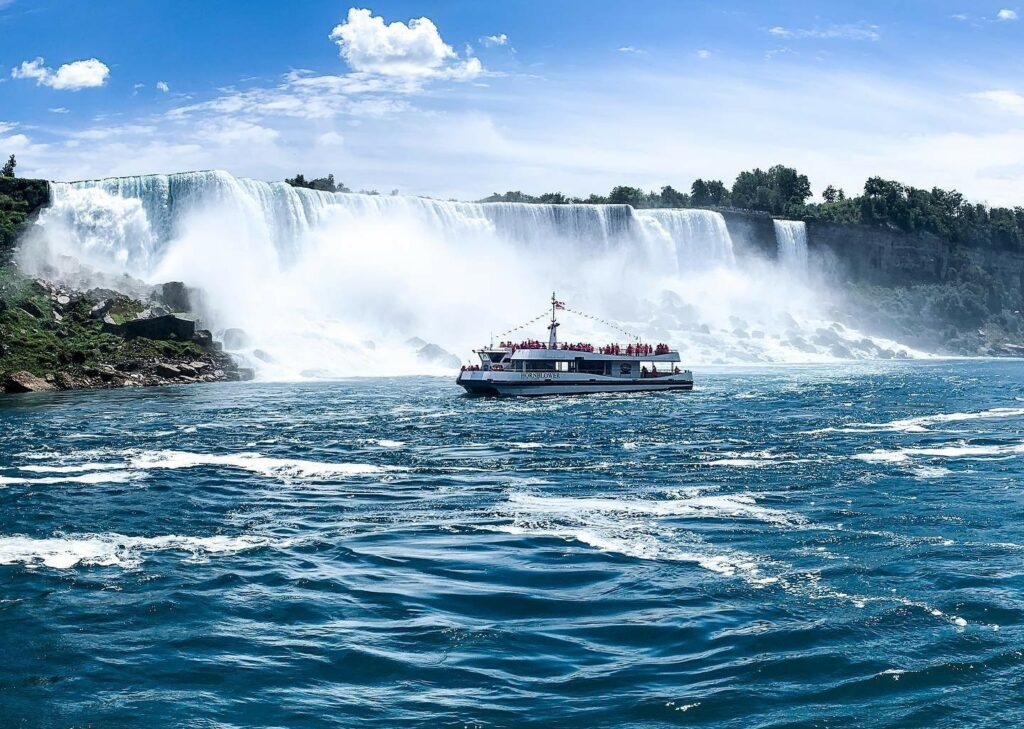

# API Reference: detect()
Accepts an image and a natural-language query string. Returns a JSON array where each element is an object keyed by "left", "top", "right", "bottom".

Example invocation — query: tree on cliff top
[
  {"left": 285, "top": 173, "right": 349, "bottom": 193},
  {"left": 731, "top": 165, "right": 811, "bottom": 215},
  {"left": 1, "top": 155, "right": 15, "bottom": 178},
  {"left": 690, "top": 179, "right": 730, "bottom": 207}
]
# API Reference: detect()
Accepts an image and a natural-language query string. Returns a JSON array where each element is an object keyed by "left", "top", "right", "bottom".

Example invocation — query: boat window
[{"left": 525, "top": 361, "right": 557, "bottom": 372}]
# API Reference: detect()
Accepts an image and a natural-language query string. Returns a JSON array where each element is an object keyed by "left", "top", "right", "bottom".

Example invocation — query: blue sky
[{"left": 4, "top": 0, "right": 1024, "bottom": 203}]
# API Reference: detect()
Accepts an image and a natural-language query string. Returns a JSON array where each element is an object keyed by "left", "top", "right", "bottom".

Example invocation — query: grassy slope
[{"left": 0, "top": 267, "right": 204, "bottom": 378}]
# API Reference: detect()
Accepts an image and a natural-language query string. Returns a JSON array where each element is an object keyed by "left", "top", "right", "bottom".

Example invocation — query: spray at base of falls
[{"left": 19, "top": 171, "right": 923, "bottom": 378}]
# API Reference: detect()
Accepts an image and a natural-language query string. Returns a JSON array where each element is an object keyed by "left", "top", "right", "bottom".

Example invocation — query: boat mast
[{"left": 548, "top": 291, "right": 560, "bottom": 349}]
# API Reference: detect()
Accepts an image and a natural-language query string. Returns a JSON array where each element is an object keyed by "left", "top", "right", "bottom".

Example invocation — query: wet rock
[
  {"left": 155, "top": 363, "right": 181, "bottom": 378},
  {"left": 222, "top": 328, "right": 250, "bottom": 350},
  {"left": 90, "top": 300, "right": 113, "bottom": 318},
  {"left": 159, "top": 281, "right": 192, "bottom": 312},
  {"left": 56, "top": 294, "right": 71, "bottom": 307},
  {"left": 5, "top": 371, "right": 57, "bottom": 393},
  {"left": 253, "top": 349, "right": 276, "bottom": 364},
  {"left": 53, "top": 311, "right": 63, "bottom": 323},
  {"left": 192, "top": 329, "right": 214, "bottom": 348},
  {"left": 18, "top": 300, "right": 43, "bottom": 318},
  {"left": 117, "top": 314, "right": 197, "bottom": 341}
]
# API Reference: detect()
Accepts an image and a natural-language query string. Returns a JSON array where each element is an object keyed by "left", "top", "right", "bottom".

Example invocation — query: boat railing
[{"left": 497, "top": 341, "right": 674, "bottom": 356}]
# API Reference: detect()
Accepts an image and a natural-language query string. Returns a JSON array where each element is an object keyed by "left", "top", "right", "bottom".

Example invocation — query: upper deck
[{"left": 479, "top": 341, "right": 681, "bottom": 364}]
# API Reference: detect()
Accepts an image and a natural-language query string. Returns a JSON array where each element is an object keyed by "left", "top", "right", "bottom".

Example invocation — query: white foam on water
[
  {"left": 361, "top": 439, "right": 405, "bottom": 449},
  {"left": 507, "top": 492, "right": 807, "bottom": 527},
  {"left": 19, "top": 463, "right": 127, "bottom": 473},
  {"left": 0, "top": 533, "right": 273, "bottom": 569},
  {"left": 128, "top": 449, "right": 405, "bottom": 480},
  {"left": 496, "top": 524, "right": 760, "bottom": 579},
  {"left": 0, "top": 471, "right": 136, "bottom": 486},
  {"left": 811, "top": 407, "right": 1024, "bottom": 434},
  {"left": 855, "top": 442, "right": 1024, "bottom": 463}
]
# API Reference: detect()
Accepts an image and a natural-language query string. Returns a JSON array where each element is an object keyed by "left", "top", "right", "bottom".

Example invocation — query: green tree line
[{"left": 480, "top": 164, "right": 1024, "bottom": 253}]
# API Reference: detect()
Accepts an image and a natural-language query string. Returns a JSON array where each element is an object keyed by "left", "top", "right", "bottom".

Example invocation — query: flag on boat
[{"left": 553, "top": 300, "right": 565, "bottom": 309}]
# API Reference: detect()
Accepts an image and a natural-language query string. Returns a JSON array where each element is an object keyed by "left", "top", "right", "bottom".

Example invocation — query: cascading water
[
  {"left": 634, "top": 209, "right": 736, "bottom": 271},
  {"left": 20, "top": 170, "right": 921, "bottom": 377},
  {"left": 774, "top": 219, "right": 809, "bottom": 274}
]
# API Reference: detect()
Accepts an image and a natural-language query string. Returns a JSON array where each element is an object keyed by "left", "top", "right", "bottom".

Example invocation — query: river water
[{"left": 2, "top": 361, "right": 1023, "bottom": 727}]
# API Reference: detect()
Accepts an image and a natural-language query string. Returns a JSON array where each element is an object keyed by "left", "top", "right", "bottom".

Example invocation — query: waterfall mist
[{"left": 19, "top": 170, "right": 920, "bottom": 378}]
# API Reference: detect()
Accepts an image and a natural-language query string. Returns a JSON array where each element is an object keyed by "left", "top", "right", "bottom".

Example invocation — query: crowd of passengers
[{"left": 498, "top": 341, "right": 671, "bottom": 356}]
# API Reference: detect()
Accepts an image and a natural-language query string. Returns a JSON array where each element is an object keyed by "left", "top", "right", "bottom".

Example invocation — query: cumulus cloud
[
  {"left": 156, "top": 81, "right": 170, "bottom": 92},
  {"left": 696, "top": 49, "right": 712, "bottom": 60},
  {"left": 316, "top": 131, "right": 345, "bottom": 146},
  {"left": 971, "top": 89, "right": 1024, "bottom": 115},
  {"left": 768, "top": 23, "right": 880, "bottom": 41},
  {"left": 329, "top": 7, "right": 481, "bottom": 80},
  {"left": 617, "top": 46, "right": 645, "bottom": 54},
  {"left": 11, "top": 57, "right": 110, "bottom": 90},
  {"left": 480, "top": 33, "right": 508, "bottom": 46},
  {"left": 998, "top": 8, "right": 1018, "bottom": 20}
]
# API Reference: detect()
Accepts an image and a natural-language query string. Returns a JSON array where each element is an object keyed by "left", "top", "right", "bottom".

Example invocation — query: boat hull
[{"left": 457, "top": 374, "right": 694, "bottom": 397}]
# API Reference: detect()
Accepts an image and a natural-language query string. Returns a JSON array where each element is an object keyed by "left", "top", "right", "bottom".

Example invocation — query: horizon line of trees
[{"left": 479, "top": 164, "right": 1024, "bottom": 253}]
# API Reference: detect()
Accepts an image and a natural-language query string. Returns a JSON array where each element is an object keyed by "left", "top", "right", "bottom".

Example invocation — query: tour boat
[{"left": 457, "top": 294, "right": 694, "bottom": 397}]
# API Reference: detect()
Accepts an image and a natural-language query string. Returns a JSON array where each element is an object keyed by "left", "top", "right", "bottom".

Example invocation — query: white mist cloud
[
  {"left": 997, "top": 8, "right": 1018, "bottom": 20},
  {"left": 156, "top": 81, "right": 170, "bottom": 93},
  {"left": 697, "top": 49, "right": 712, "bottom": 60},
  {"left": 12, "top": 57, "right": 110, "bottom": 90},
  {"left": 330, "top": 7, "right": 481, "bottom": 80},
  {"left": 768, "top": 23, "right": 880, "bottom": 41}
]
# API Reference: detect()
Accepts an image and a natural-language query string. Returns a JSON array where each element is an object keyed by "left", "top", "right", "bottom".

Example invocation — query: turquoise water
[{"left": 1, "top": 361, "right": 1023, "bottom": 727}]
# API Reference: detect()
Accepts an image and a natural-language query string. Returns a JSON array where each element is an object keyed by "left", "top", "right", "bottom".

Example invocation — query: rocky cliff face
[{"left": 807, "top": 221, "right": 949, "bottom": 285}]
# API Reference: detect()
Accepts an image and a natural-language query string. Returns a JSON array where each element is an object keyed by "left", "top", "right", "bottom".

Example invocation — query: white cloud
[
  {"left": 998, "top": 8, "right": 1018, "bottom": 20},
  {"left": 11, "top": 57, "right": 109, "bottom": 90},
  {"left": 971, "top": 89, "right": 1024, "bottom": 115},
  {"left": 49, "top": 107, "right": 69, "bottom": 114},
  {"left": 196, "top": 119, "right": 280, "bottom": 146},
  {"left": 156, "top": 81, "right": 170, "bottom": 93},
  {"left": 617, "top": 46, "right": 644, "bottom": 54},
  {"left": 316, "top": 131, "right": 345, "bottom": 146},
  {"left": 480, "top": 33, "right": 508, "bottom": 46},
  {"left": 696, "top": 49, "right": 712, "bottom": 60},
  {"left": 768, "top": 23, "right": 880, "bottom": 41},
  {"left": 329, "top": 7, "right": 481, "bottom": 80}
]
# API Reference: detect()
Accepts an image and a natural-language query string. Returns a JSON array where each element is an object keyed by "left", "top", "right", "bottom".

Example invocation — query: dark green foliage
[
  {"left": 730, "top": 165, "right": 811, "bottom": 216},
  {"left": 1, "top": 155, "right": 15, "bottom": 178},
  {"left": 0, "top": 177, "right": 50, "bottom": 262},
  {"left": 285, "top": 173, "right": 350, "bottom": 193},
  {"left": 822, "top": 185, "right": 845, "bottom": 203},
  {"left": 607, "top": 186, "right": 648, "bottom": 207},
  {"left": 690, "top": 179, "right": 730, "bottom": 207}
]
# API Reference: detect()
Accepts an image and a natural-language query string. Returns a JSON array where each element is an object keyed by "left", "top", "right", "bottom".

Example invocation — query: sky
[{"left": 4, "top": 0, "right": 1024, "bottom": 204}]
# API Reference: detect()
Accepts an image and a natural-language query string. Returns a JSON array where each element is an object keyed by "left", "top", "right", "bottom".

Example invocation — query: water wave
[{"left": 0, "top": 533, "right": 274, "bottom": 569}]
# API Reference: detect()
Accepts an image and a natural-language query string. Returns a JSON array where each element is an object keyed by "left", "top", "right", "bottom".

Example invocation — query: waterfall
[
  {"left": 22, "top": 170, "right": 922, "bottom": 374},
  {"left": 774, "top": 219, "right": 809, "bottom": 272},
  {"left": 634, "top": 209, "right": 736, "bottom": 272}
]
